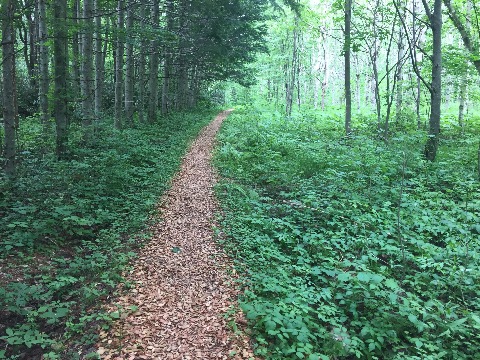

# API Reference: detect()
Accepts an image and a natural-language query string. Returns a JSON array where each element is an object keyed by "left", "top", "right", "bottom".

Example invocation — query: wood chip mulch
[{"left": 98, "top": 110, "right": 257, "bottom": 360}]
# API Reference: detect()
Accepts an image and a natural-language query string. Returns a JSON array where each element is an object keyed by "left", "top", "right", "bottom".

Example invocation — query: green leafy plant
[{"left": 214, "top": 106, "right": 480, "bottom": 359}]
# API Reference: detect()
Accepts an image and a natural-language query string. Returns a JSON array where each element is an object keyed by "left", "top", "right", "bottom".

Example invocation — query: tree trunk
[
  {"left": 2, "top": 0, "right": 17, "bottom": 175},
  {"left": 458, "top": 84, "right": 466, "bottom": 129},
  {"left": 162, "top": 0, "right": 174, "bottom": 115},
  {"left": 321, "top": 33, "right": 328, "bottom": 110},
  {"left": 94, "top": 0, "right": 104, "bottom": 118},
  {"left": 372, "top": 50, "right": 381, "bottom": 128},
  {"left": 38, "top": 0, "right": 49, "bottom": 130},
  {"left": 355, "top": 55, "right": 360, "bottom": 111},
  {"left": 124, "top": 0, "right": 135, "bottom": 125},
  {"left": 138, "top": 0, "right": 147, "bottom": 122},
  {"left": 72, "top": 0, "right": 81, "bottom": 104},
  {"left": 344, "top": 0, "right": 352, "bottom": 135},
  {"left": 54, "top": 0, "right": 68, "bottom": 159},
  {"left": 286, "top": 22, "right": 299, "bottom": 116},
  {"left": 396, "top": 0, "right": 406, "bottom": 123},
  {"left": 148, "top": 0, "right": 160, "bottom": 122},
  {"left": 424, "top": 0, "right": 442, "bottom": 161},
  {"left": 115, "top": 0, "right": 125, "bottom": 129},
  {"left": 82, "top": 0, "right": 94, "bottom": 128}
]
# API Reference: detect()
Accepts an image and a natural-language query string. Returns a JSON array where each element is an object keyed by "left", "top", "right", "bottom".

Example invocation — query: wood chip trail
[{"left": 99, "top": 110, "right": 256, "bottom": 360}]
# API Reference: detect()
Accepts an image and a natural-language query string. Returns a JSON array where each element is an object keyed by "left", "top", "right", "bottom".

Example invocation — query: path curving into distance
[{"left": 98, "top": 110, "right": 257, "bottom": 360}]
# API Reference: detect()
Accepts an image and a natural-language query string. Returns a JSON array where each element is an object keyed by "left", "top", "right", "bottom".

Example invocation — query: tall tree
[
  {"left": 423, "top": 0, "right": 442, "bottom": 161},
  {"left": 114, "top": 0, "right": 125, "bottom": 129},
  {"left": 72, "top": 0, "right": 81, "bottom": 104},
  {"left": 124, "top": 0, "right": 135, "bottom": 125},
  {"left": 82, "top": 0, "right": 94, "bottom": 127},
  {"left": 38, "top": 0, "right": 49, "bottom": 130},
  {"left": 138, "top": 0, "right": 147, "bottom": 122},
  {"left": 2, "top": 0, "right": 17, "bottom": 175},
  {"left": 94, "top": 0, "right": 104, "bottom": 117},
  {"left": 344, "top": 0, "right": 352, "bottom": 135},
  {"left": 54, "top": 0, "right": 68, "bottom": 159},
  {"left": 147, "top": 0, "right": 160, "bottom": 122},
  {"left": 395, "top": 0, "right": 406, "bottom": 123},
  {"left": 162, "top": 0, "right": 174, "bottom": 115}
]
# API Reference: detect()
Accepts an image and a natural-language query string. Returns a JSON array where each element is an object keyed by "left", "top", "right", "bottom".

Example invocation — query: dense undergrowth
[
  {"left": 0, "top": 109, "right": 216, "bottom": 359},
  {"left": 215, "top": 106, "right": 480, "bottom": 359}
]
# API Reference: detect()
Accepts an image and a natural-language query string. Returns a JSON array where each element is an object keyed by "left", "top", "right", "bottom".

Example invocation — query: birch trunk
[{"left": 344, "top": 0, "right": 352, "bottom": 135}]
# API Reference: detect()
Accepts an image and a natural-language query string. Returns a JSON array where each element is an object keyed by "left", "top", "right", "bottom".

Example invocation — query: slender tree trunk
[
  {"left": 162, "top": 0, "right": 174, "bottom": 115},
  {"left": 321, "top": 33, "right": 328, "bottom": 110},
  {"left": 175, "top": 0, "right": 189, "bottom": 110},
  {"left": 355, "top": 55, "right": 360, "bottom": 111},
  {"left": 458, "top": 0, "right": 471, "bottom": 131},
  {"left": 372, "top": 49, "right": 381, "bottom": 128},
  {"left": 344, "top": 0, "right": 352, "bottom": 135},
  {"left": 396, "top": 0, "right": 406, "bottom": 123},
  {"left": 115, "top": 0, "right": 125, "bottom": 129},
  {"left": 424, "top": 0, "right": 442, "bottom": 161},
  {"left": 38, "top": 0, "right": 49, "bottom": 130},
  {"left": 82, "top": 0, "right": 94, "bottom": 128},
  {"left": 286, "top": 22, "right": 299, "bottom": 116},
  {"left": 71, "top": 0, "right": 81, "bottom": 104},
  {"left": 124, "top": 0, "right": 135, "bottom": 125},
  {"left": 458, "top": 84, "right": 466, "bottom": 129},
  {"left": 2, "top": 0, "right": 17, "bottom": 175},
  {"left": 94, "top": 0, "right": 104, "bottom": 118},
  {"left": 54, "top": 0, "right": 68, "bottom": 159},
  {"left": 138, "top": 0, "right": 147, "bottom": 122},
  {"left": 148, "top": 0, "right": 160, "bottom": 122}
]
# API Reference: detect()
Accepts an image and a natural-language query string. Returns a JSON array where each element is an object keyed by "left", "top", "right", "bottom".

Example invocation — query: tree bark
[
  {"left": 82, "top": 0, "right": 94, "bottom": 128},
  {"left": 148, "top": 0, "right": 160, "bottom": 122},
  {"left": 395, "top": 0, "right": 406, "bottom": 123},
  {"left": 424, "top": 0, "right": 442, "bottom": 161},
  {"left": 344, "top": 0, "right": 352, "bottom": 135},
  {"left": 138, "top": 0, "right": 147, "bottom": 122},
  {"left": 72, "top": 0, "right": 81, "bottom": 104},
  {"left": 115, "top": 0, "right": 125, "bottom": 129},
  {"left": 124, "top": 0, "right": 135, "bottom": 125},
  {"left": 94, "top": 0, "right": 104, "bottom": 118},
  {"left": 162, "top": 0, "right": 174, "bottom": 115},
  {"left": 2, "top": 0, "right": 17, "bottom": 175},
  {"left": 38, "top": 0, "right": 49, "bottom": 130},
  {"left": 54, "top": 0, "right": 68, "bottom": 159}
]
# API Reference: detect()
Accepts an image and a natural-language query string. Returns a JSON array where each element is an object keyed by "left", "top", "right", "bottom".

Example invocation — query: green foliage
[
  {"left": 0, "top": 109, "right": 217, "bottom": 358},
  {"left": 214, "top": 106, "right": 480, "bottom": 359}
]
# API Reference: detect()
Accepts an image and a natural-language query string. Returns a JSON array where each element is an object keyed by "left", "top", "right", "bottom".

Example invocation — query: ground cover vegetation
[
  {"left": 0, "top": 109, "right": 217, "bottom": 358},
  {"left": 215, "top": 106, "right": 480, "bottom": 359}
]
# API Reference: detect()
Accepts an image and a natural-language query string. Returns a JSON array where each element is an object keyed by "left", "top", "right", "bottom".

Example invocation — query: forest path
[{"left": 98, "top": 110, "right": 255, "bottom": 360}]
